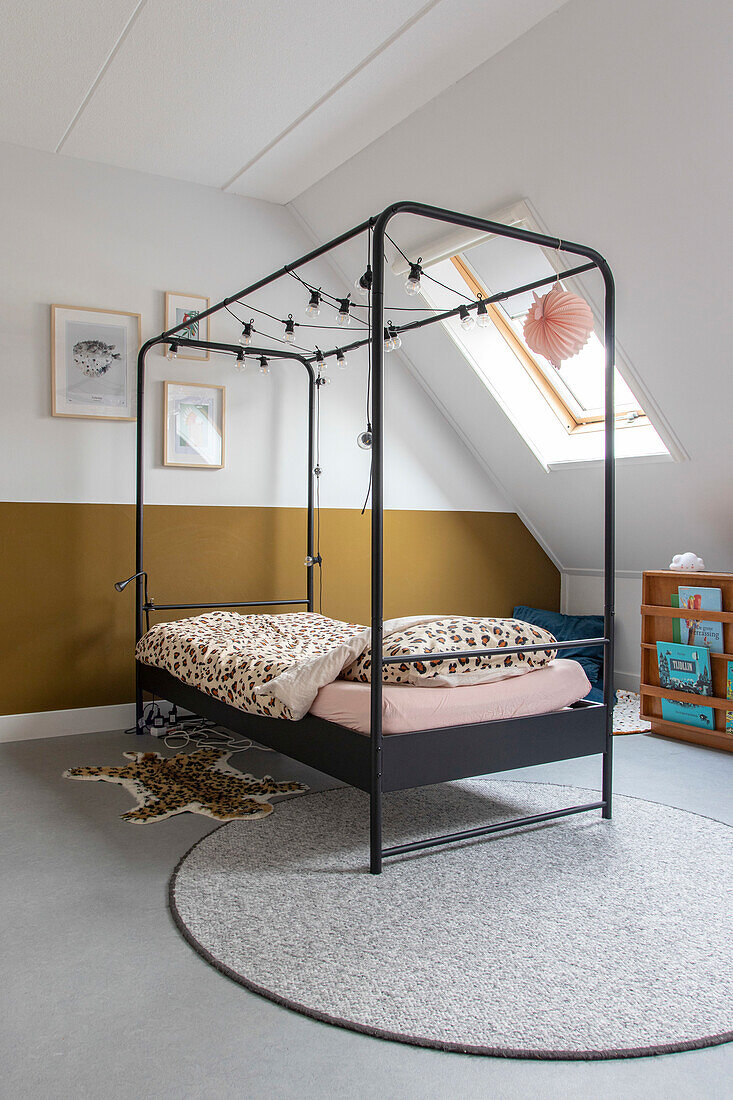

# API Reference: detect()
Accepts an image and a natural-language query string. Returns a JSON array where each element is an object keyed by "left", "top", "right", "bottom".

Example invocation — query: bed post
[
  {"left": 304, "top": 359, "right": 316, "bottom": 613},
  {"left": 134, "top": 340, "right": 154, "bottom": 731},
  {"left": 369, "top": 212, "right": 390, "bottom": 874},
  {"left": 601, "top": 265, "right": 615, "bottom": 818}
]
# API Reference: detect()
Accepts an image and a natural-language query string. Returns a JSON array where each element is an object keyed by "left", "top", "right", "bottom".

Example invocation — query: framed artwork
[
  {"left": 164, "top": 381, "right": 225, "bottom": 469},
  {"left": 51, "top": 305, "right": 140, "bottom": 420},
  {"left": 164, "top": 292, "right": 210, "bottom": 360}
]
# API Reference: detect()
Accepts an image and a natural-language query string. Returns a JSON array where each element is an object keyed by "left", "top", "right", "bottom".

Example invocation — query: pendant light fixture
[
  {"left": 306, "top": 289, "right": 322, "bottom": 317},
  {"left": 354, "top": 265, "right": 373, "bottom": 293},
  {"left": 405, "top": 259, "right": 422, "bottom": 296},
  {"left": 476, "top": 300, "right": 491, "bottom": 328},
  {"left": 337, "top": 296, "right": 352, "bottom": 327},
  {"left": 384, "top": 322, "right": 401, "bottom": 351}
]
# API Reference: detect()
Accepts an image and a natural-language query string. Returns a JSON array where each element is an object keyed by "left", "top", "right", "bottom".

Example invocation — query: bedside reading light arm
[{"left": 114, "top": 572, "right": 153, "bottom": 627}]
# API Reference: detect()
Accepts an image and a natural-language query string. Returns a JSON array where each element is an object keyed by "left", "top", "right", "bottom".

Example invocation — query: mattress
[{"left": 310, "top": 659, "right": 592, "bottom": 735}]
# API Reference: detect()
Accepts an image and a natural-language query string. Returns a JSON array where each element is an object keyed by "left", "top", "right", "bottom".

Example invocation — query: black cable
[
  {"left": 421, "top": 269, "right": 474, "bottom": 302},
  {"left": 224, "top": 305, "right": 314, "bottom": 354},
  {"left": 361, "top": 466, "right": 372, "bottom": 516},
  {"left": 384, "top": 231, "right": 410, "bottom": 265},
  {"left": 287, "top": 268, "right": 343, "bottom": 306},
  {"left": 231, "top": 299, "right": 370, "bottom": 333},
  {"left": 384, "top": 231, "right": 473, "bottom": 303}
]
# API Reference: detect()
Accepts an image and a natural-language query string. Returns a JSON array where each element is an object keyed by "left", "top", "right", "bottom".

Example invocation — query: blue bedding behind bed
[{"left": 513, "top": 605, "right": 613, "bottom": 704}]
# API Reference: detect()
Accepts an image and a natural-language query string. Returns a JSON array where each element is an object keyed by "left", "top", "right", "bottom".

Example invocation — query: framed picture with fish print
[
  {"left": 164, "top": 291, "right": 210, "bottom": 361},
  {"left": 51, "top": 304, "right": 141, "bottom": 420},
  {"left": 163, "top": 381, "right": 225, "bottom": 469}
]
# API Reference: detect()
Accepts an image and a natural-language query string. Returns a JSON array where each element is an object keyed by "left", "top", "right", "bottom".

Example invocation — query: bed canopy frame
[{"left": 129, "top": 201, "right": 615, "bottom": 874}]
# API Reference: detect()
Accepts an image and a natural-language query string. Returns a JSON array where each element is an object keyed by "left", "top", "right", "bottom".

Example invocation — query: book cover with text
[
  {"left": 677, "top": 586, "right": 724, "bottom": 654},
  {"left": 657, "top": 641, "right": 714, "bottom": 729}
]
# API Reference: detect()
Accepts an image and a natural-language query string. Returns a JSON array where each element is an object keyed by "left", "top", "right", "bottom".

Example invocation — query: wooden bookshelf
[{"left": 641, "top": 570, "right": 733, "bottom": 752}]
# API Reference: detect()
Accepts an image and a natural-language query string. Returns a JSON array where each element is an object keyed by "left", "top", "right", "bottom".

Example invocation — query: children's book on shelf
[
  {"left": 727, "top": 661, "right": 733, "bottom": 735},
  {"left": 671, "top": 593, "right": 681, "bottom": 643},
  {"left": 656, "top": 641, "right": 714, "bottom": 730},
  {"left": 677, "top": 586, "right": 724, "bottom": 654}
]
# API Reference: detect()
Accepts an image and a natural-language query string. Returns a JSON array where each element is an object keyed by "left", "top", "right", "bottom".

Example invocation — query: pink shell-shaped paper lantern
[{"left": 523, "top": 284, "right": 594, "bottom": 368}]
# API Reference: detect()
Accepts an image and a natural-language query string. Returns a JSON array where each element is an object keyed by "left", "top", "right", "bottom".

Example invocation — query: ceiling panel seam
[
  {"left": 55, "top": 0, "right": 149, "bottom": 154},
  {"left": 221, "top": 0, "right": 446, "bottom": 193}
]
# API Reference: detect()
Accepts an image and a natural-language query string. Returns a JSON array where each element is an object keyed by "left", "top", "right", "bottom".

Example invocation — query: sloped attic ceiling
[
  {"left": 0, "top": 0, "right": 569, "bottom": 204},
  {"left": 290, "top": 0, "right": 733, "bottom": 575}
]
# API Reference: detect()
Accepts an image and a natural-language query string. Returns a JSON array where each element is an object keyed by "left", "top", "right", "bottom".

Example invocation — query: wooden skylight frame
[{"left": 450, "top": 255, "right": 647, "bottom": 436}]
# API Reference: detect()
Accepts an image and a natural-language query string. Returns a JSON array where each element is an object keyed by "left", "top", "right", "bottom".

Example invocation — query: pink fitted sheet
[{"left": 309, "top": 659, "right": 591, "bottom": 735}]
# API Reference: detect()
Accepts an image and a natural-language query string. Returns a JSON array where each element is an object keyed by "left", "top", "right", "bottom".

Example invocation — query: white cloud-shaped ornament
[
  {"left": 669, "top": 552, "right": 706, "bottom": 571},
  {"left": 523, "top": 284, "right": 594, "bottom": 368}
]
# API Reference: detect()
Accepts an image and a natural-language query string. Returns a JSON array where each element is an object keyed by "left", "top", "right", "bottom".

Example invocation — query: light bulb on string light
[
  {"left": 234, "top": 349, "right": 246, "bottom": 373},
  {"left": 476, "top": 300, "right": 491, "bottom": 328},
  {"left": 354, "top": 265, "right": 372, "bottom": 294},
  {"left": 384, "top": 323, "right": 401, "bottom": 351},
  {"left": 306, "top": 289, "right": 322, "bottom": 317},
  {"left": 258, "top": 355, "right": 270, "bottom": 376},
  {"left": 284, "top": 315, "right": 296, "bottom": 343},
  {"left": 315, "top": 350, "right": 326, "bottom": 373},
  {"left": 337, "top": 296, "right": 352, "bottom": 327},
  {"left": 357, "top": 427, "right": 373, "bottom": 450},
  {"left": 336, "top": 349, "right": 347, "bottom": 369},
  {"left": 167, "top": 343, "right": 178, "bottom": 360},
  {"left": 405, "top": 259, "right": 422, "bottom": 296},
  {"left": 239, "top": 320, "right": 255, "bottom": 346},
  {"left": 459, "top": 305, "right": 475, "bottom": 331}
]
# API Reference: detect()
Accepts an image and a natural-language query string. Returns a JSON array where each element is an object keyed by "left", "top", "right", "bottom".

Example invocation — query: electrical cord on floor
[
  {"left": 160, "top": 719, "right": 269, "bottom": 753},
  {"left": 125, "top": 701, "right": 271, "bottom": 752}
]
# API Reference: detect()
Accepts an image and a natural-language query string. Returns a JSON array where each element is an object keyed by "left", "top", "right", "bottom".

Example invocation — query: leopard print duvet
[
  {"left": 340, "top": 616, "right": 557, "bottom": 688},
  {"left": 135, "top": 611, "right": 369, "bottom": 721}
]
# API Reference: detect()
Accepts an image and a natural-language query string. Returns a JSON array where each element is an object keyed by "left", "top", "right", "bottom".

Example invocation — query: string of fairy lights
[{"left": 164, "top": 232, "right": 487, "bottom": 375}]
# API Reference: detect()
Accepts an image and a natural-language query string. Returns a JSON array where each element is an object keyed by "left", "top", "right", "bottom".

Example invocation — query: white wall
[
  {"left": 562, "top": 572, "right": 642, "bottom": 690},
  {"left": 291, "top": 0, "right": 733, "bottom": 572},
  {"left": 0, "top": 142, "right": 507, "bottom": 514},
  {"left": 290, "top": 0, "right": 733, "bottom": 680}
]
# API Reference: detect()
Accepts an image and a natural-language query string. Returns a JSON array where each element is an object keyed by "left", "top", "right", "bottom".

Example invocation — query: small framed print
[
  {"left": 51, "top": 305, "right": 140, "bottom": 420},
  {"left": 164, "top": 292, "right": 210, "bottom": 360},
  {"left": 164, "top": 381, "right": 225, "bottom": 469}
]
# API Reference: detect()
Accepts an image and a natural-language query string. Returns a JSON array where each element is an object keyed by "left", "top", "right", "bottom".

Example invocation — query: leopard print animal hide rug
[{"left": 63, "top": 747, "right": 308, "bottom": 824}]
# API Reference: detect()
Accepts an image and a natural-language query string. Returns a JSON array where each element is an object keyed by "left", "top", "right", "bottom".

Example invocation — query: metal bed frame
[{"left": 130, "top": 201, "right": 615, "bottom": 874}]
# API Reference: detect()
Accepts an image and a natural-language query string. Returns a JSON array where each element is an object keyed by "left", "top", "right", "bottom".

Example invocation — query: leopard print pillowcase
[{"left": 340, "top": 616, "right": 557, "bottom": 688}]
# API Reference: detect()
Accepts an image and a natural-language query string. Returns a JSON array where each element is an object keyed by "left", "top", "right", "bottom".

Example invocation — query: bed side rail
[
  {"left": 380, "top": 637, "right": 609, "bottom": 664},
  {"left": 142, "top": 599, "right": 310, "bottom": 612}
]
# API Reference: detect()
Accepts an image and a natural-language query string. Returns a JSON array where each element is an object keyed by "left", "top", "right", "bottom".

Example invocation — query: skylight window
[{"left": 413, "top": 211, "right": 670, "bottom": 468}]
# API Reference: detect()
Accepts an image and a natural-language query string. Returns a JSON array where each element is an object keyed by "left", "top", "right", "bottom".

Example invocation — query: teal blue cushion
[{"left": 512, "top": 605, "right": 606, "bottom": 695}]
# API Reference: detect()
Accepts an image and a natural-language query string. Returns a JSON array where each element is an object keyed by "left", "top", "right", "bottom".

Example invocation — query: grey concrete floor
[{"left": 1, "top": 729, "right": 731, "bottom": 1100}]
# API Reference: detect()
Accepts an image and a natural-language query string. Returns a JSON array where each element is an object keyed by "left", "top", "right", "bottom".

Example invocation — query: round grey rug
[{"left": 170, "top": 781, "right": 733, "bottom": 1059}]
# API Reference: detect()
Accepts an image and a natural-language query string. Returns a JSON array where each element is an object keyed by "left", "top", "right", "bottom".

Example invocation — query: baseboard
[
  {"left": 615, "top": 670, "right": 641, "bottom": 693},
  {"left": 0, "top": 702, "right": 136, "bottom": 744}
]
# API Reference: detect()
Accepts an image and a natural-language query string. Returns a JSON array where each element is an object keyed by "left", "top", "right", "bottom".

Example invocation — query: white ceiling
[{"left": 0, "top": 0, "right": 567, "bottom": 204}]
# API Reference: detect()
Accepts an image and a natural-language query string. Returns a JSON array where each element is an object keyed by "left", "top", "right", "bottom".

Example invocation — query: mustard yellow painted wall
[{"left": 0, "top": 503, "right": 559, "bottom": 715}]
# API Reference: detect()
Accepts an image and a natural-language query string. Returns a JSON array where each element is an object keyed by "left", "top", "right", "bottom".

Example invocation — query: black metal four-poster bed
[{"left": 127, "top": 201, "right": 615, "bottom": 874}]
